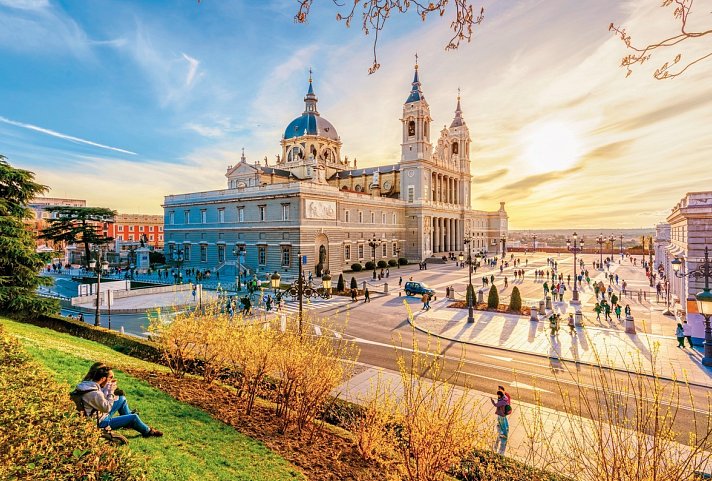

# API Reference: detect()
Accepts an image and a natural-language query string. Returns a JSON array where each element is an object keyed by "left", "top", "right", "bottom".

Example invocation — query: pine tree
[
  {"left": 336, "top": 273, "right": 345, "bottom": 292},
  {"left": 509, "top": 286, "right": 522, "bottom": 312},
  {"left": 466, "top": 284, "right": 475, "bottom": 306},
  {"left": 41, "top": 206, "right": 116, "bottom": 267},
  {"left": 487, "top": 285, "right": 499, "bottom": 309},
  {"left": 0, "top": 156, "right": 58, "bottom": 316},
  {"left": 350, "top": 276, "right": 358, "bottom": 290}
]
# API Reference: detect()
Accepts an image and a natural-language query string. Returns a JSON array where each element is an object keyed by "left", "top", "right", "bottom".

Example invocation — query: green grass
[{"left": 0, "top": 316, "right": 304, "bottom": 481}]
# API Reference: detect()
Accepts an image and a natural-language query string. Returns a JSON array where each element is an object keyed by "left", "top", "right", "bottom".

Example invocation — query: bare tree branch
[
  {"left": 294, "top": 0, "right": 484, "bottom": 74},
  {"left": 610, "top": 0, "right": 712, "bottom": 79}
]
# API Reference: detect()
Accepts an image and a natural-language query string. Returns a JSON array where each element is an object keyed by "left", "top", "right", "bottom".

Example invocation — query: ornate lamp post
[
  {"left": 500, "top": 234, "right": 507, "bottom": 257},
  {"left": 270, "top": 255, "right": 331, "bottom": 336},
  {"left": 608, "top": 235, "right": 615, "bottom": 262},
  {"left": 597, "top": 234, "right": 604, "bottom": 269},
  {"left": 619, "top": 235, "right": 624, "bottom": 258},
  {"left": 368, "top": 238, "right": 381, "bottom": 280},
  {"left": 532, "top": 233, "right": 537, "bottom": 253},
  {"left": 232, "top": 245, "right": 245, "bottom": 291},
  {"left": 648, "top": 235, "right": 654, "bottom": 287},
  {"left": 463, "top": 235, "right": 475, "bottom": 323},
  {"left": 672, "top": 247, "right": 712, "bottom": 366},
  {"left": 661, "top": 260, "right": 673, "bottom": 316},
  {"left": 566, "top": 232, "right": 584, "bottom": 303},
  {"left": 89, "top": 246, "right": 103, "bottom": 327}
]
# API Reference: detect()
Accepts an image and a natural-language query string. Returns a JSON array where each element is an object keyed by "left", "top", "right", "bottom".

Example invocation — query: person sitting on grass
[{"left": 75, "top": 364, "right": 163, "bottom": 438}]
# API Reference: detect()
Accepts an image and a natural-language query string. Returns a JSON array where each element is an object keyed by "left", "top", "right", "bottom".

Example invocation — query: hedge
[
  {"left": 351, "top": 263, "right": 363, "bottom": 272},
  {"left": 0, "top": 324, "right": 146, "bottom": 480},
  {"left": 387, "top": 259, "right": 398, "bottom": 267},
  {"left": 377, "top": 260, "right": 388, "bottom": 269},
  {"left": 488, "top": 285, "right": 499, "bottom": 309},
  {"left": 398, "top": 257, "right": 408, "bottom": 265},
  {"left": 364, "top": 261, "right": 375, "bottom": 270}
]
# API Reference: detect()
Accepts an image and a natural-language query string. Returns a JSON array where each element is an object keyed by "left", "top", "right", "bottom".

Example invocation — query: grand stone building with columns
[{"left": 163, "top": 65, "right": 508, "bottom": 281}]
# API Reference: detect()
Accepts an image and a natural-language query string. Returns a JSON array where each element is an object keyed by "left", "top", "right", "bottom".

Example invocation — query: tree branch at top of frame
[{"left": 610, "top": 0, "right": 712, "bottom": 80}]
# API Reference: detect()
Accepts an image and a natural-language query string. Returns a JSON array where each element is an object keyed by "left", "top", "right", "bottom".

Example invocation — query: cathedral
[{"left": 163, "top": 64, "right": 508, "bottom": 279}]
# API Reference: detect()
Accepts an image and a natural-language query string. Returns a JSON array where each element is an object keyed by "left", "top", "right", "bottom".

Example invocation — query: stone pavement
[
  {"left": 337, "top": 365, "right": 711, "bottom": 476},
  {"left": 71, "top": 289, "right": 219, "bottom": 313}
]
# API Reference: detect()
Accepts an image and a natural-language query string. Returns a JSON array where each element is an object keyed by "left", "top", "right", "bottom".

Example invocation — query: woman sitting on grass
[{"left": 76, "top": 363, "right": 163, "bottom": 438}]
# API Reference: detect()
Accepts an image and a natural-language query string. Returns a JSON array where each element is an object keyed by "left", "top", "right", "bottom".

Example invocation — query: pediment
[{"left": 226, "top": 162, "right": 259, "bottom": 178}]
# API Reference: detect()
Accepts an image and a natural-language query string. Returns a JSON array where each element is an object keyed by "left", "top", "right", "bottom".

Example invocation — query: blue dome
[{"left": 283, "top": 113, "right": 339, "bottom": 140}]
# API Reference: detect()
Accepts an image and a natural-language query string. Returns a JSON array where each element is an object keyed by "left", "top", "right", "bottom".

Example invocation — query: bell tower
[{"left": 400, "top": 57, "right": 432, "bottom": 163}]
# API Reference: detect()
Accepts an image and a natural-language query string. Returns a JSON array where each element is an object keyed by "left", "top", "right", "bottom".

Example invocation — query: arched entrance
[{"left": 314, "top": 233, "right": 329, "bottom": 276}]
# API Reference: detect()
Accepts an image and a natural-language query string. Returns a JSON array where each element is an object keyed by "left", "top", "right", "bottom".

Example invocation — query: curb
[{"left": 407, "top": 316, "right": 712, "bottom": 390}]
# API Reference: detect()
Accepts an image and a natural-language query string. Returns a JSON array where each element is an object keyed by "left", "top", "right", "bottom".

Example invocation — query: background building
[{"left": 163, "top": 66, "right": 508, "bottom": 281}]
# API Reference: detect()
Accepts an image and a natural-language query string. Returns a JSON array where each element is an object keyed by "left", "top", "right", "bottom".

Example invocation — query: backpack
[
  {"left": 69, "top": 387, "right": 98, "bottom": 418},
  {"left": 504, "top": 404, "right": 512, "bottom": 416}
]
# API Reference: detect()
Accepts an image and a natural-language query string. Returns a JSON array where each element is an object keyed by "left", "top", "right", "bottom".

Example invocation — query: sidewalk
[
  {"left": 409, "top": 296, "right": 712, "bottom": 387},
  {"left": 71, "top": 289, "right": 219, "bottom": 313}
]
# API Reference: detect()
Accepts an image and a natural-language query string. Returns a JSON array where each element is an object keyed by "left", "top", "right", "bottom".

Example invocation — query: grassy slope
[{"left": 0, "top": 317, "right": 304, "bottom": 481}]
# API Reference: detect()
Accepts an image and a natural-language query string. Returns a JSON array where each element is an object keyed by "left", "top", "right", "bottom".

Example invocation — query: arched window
[
  {"left": 408, "top": 120, "right": 415, "bottom": 137},
  {"left": 424, "top": 121, "right": 429, "bottom": 138},
  {"left": 452, "top": 142, "right": 458, "bottom": 155}
]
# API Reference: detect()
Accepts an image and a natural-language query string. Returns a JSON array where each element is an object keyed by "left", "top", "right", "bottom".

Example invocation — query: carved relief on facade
[{"left": 305, "top": 199, "right": 337, "bottom": 220}]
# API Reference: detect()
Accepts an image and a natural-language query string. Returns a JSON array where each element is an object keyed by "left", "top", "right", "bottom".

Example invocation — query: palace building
[{"left": 163, "top": 65, "right": 508, "bottom": 280}]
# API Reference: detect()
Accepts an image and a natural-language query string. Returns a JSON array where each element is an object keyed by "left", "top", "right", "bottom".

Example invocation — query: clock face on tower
[
  {"left": 383, "top": 180, "right": 392, "bottom": 190},
  {"left": 407, "top": 170, "right": 415, "bottom": 178}
]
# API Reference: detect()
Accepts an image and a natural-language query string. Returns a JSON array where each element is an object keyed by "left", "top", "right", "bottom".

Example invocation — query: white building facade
[{"left": 163, "top": 66, "right": 508, "bottom": 280}]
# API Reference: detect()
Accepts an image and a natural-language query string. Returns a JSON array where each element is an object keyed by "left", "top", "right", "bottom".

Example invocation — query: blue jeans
[{"left": 99, "top": 396, "right": 150, "bottom": 435}]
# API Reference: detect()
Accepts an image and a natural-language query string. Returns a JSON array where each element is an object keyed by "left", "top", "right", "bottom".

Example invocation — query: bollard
[
  {"left": 530, "top": 305, "right": 539, "bottom": 322},
  {"left": 546, "top": 296, "right": 552, "bottom": 310},
  {"left": 362, "top": 280, "right": 367, "bottom": 291},
  {"left": 539, "top": 299, "right": 545, "bottom": 313},
  {"left": 625, "top": 315, "right": 636, "bottom": 334},
  {"left": 120, "top": 326, "right": 125, "bottom": 335},
  {"left": 384, "top": 282, "right": 389, "bottom": 294},
  {"left": 477, "top": 289, "right": 484, "bottom": 304},
  {"left": 575, "top": 310, "right": 583, "bottom": 327}
]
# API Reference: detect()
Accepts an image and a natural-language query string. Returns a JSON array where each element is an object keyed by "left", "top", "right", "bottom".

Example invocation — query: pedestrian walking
[
  {"left": 624, "top": 304, "right": 631, "bottom": 317},
  {"left": 676, "top": 323, "right": 686, "bottom": 348},
  {"left": 594, "top": 302, "right": 602, "bottom": 321},
  {"left": 421, "top": 293, "right": 430, "bottom": 311},
  {"left": 491, "top": 390, "right": 510, "bottom": 455},
  {"left": 364, "top": 287, "right": 371, "bottom": 303},
  {"left": 399, "top": 276, "right": 403, "bottom": 287},
  {"left": 615, "top": 304, "right": 622, "bottom": 321},
  {"left": 351, "top": 288, "right": 357, "bottom": 302},
  {"left": 568, "top": 313, "right": 576, "bottom": 335},
  {"left": 683, "top": 320, "right": 694, "bottom": 348}
]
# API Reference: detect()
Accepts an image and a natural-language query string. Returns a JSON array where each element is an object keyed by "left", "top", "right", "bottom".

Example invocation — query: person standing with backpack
[
  {"left": 73, "top": 365, "right": 162, "bottom": 438},
  {"left": 491, "top": 390, "right": 510, "bottom": 454}
]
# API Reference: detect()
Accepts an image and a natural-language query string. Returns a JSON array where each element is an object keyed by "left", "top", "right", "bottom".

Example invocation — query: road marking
[
  {"left": 509, "top": 381, "right": 551, "bottom": 393},
  {"left": 456, "top": 370, "right": 509, "bottom": 385},
  {"left": 482, "top": 354, "right": 513, "bottom": 362}
]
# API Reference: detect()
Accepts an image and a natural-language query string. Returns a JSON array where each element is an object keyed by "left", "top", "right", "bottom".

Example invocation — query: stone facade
[
  {"left": 659, "top": 192, "right": 712, "bottom": 342},
  {"left": 163, "top": 66, "right": 508, "bottom": 281}
]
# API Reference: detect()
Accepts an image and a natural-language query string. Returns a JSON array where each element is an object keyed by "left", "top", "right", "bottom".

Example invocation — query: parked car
[{"left": 403, "top": 281, "right": 435, "bottom": 297}]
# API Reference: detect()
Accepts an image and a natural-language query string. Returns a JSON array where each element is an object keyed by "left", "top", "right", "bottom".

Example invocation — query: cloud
[
  {"left": 473, "top": 168, "right": 508, "bottom": 184},
  {"left": 485, "top": 164, "right": 583, "bottom": 201},
  {"left": 182, "top": 53, "right": 199, "bottom": 87},
  {"left": 0, "top": 0, "right": 48, "bottom": 10},
  {"left": 0, "top": 116, "right": 137, "bottom": 155}
]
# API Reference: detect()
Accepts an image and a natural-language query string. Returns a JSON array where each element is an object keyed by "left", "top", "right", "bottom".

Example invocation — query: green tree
[
  {"left": 487, "top": 285, "right": 499, "bottom": 309},
  {"left": 336, "top": 273, "right": 345, "bottom": 292},
  {"left": 509, "top": 286, "right": 522, "bottom": 312},
  {"left": 0, "top": 156, "right": 58, "bottom": 316},
  {"left": 41, "top": 206, "right": 116, "bottom": 267},
  {"left": 350, "top": 276, "right": 358, "bottom": 290},
  {"left": 465, "top": 284, "right": 475, "bottom": 306}
]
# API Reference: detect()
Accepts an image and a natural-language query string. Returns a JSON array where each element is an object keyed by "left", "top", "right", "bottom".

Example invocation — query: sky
[{"left": 1, "top": 0, "right": 711, "bottom": 230}]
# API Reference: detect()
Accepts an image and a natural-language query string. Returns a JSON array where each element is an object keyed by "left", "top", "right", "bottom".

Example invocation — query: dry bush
[
  {"left": 148, "top": 307, "right": 200, "bottom": 377},
  {"left": 397, "top": 302, "right": 488, "bottom": 481},
  {"left": 273, "top": 314, "right": 359, "bottom": 435},
  {"left": 524, "top": 338, "right": 712, "bottom": 480},
  {"left": 191, "top": 303, "right": 233, "bottom": 383},
  {"left": 350, "top": 372, "right": 399, "bottom": 465}
]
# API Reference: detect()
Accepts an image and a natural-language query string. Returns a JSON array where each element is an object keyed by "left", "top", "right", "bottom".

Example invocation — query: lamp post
[
  {"left": 232, "top": 245, "right": 245, "bottom": 291},
  {"left": 672, "top": 247, "right": 712, "bottom": 366},
  {"left": 270, "top": 256, "right": 331, "bottom": 336},
  {"left": 533, "top": 233, "right": 537, "bottom": 253},
  {"left": 648, "top": 235, "right": 654, "bottom": 287},
  {"left": 368, "top": 238, "right": 381, "bottom": 280},
  {"left": 608, "top": 235, "right": 615, "bottom": 262},
  {"left": 463, "top": 236, "right": 475, "bottom": 323},
  {"left": 566, "top": 233, "right": 584, "bottom": 303},
  {"left": 396, "top": 248, "right": 401, "bottom": 269},
  {"left": 619, "top": 235, "right": 624, "bottom": 258},
  {"left": 90, "top": 246, "right": 102, "bottom": 327},
  {"left": 500, "top": 235, "right": 507, "bottom": 257},
  {"left": 597, "top": 234, "right": 604, "bottom": 270}
]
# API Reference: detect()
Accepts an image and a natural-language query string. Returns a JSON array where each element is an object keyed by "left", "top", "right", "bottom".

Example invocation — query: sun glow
[{"left": 519, "top": 121, "right": 583, "bottom": 174}]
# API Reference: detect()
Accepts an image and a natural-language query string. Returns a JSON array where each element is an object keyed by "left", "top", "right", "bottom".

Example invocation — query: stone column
[
  {"left": 450, "top": 219, "right": 455, "bottom": 251},
  {"left": 434, "top": 218, "right": 440, "bottom": 253}
]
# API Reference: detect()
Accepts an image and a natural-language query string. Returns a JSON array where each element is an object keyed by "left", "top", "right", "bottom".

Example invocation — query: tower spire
[
  {"left": 406, "top": 54, "right": 424, "bottom": 103},
  {"left": 450, "top": 88, "right": 464, "bottom": 128},
  {"left": 304, "top": 69, "right": 319, "bottom": 115}
]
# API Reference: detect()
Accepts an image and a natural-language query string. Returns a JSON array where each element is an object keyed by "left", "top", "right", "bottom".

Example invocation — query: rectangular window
[
  {"left": 371, "top": 212, "right": 375, "bottom": 223},
  {"left": 117, "top": 235, "right": 123, "bottom": 241},
  {"left": 281, "top": 247, "right": 291, "bottom": 266},
  {"left": 159, "top": 235, "right": 163, "bottom": 241},
  {"left": 393, "top": 243, "right": 398, "bottom": 256},
  {"left": 345, "top": 211, "right": 350, "bottom": 223},
  {"left": 392, "top": 213, "right": 397, "bottom": 224},
  {"left": 258, "top": 246, "right": 266, "bottom": 265},
  {"left": 149, "top": 226, "right": 154, "bottom": 232},
  {"left": 407, "top": 185, "right": 415, "bottom": 203},
  {"left": 218, "top": 245, "right": 225, "bottom": 262},
  {"left": 201, "top": 209, "right": 207, "bottom": 224},
  {"left": 200, "top": 245, "right": 208, "bottom": 262},
  {"left": 358, "top": 211, "right": 363, "bottom": 223},
  {"left": 159, "top": 226, "right": 163, "bottom": 232},
  {"left": 128, "top": 235, "right": 134, "bottom": 241},
  {"left": 184, "top": 244, "right": 191, "bottom": 261},
  {"left": 149, "top": 235, "right": 154, "bottom": 241},
  {"left": 282, "top": 204, "right": 289, "bottom": 221},
  {"left": 117, "top": 225, "right": 124, "bottom": 232},
  {"left": 344, "top": 245, "right": 351, "bottom": 260},
  {"left": 218, "top": 208, "right": 225, "bottom": 223},
  {"left": 382, "top": 244, "right": 387, "bottom": 257},
  {"left": 382, "top": 213, "right": 386, "bottom": 224},
  {"left": 184, "top": 210, "right": 190, "bottom": 224},
  {"left": 358, "top": 244, "right": 364, "bottom": 259},
  {"left": 138, "top": 226, "right": 144, "bottom": 232},
  {"left": 259, "top": 205, "right": 266, "bottom": 222},
  {"left": 128, "top": 225, "right": 134, "bottom": 231},
  {"left": 237, "top": 207, "right": 244, "bottom": 223}
]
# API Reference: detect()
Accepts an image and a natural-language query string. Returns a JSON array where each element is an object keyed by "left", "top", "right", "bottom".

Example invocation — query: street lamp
[
  {"left": 532, "top": 233, "right": 537, "bottom": 253},
  {"left": 566, "top": 232, "right": 584, "bottom": 303},
  {"left": 463, "top": 236, "right": 475, "bottom": 323},
  {"left": 619, "top": 235, "right": 624, "bottom": 258},
  {"left": 89, "top": 246, "right": 102, "bottom": 327},
  {"left": 395, "top": 247, "right": 401, "bottom": 269},
  {"left": 368, "top": 238, "right": 381, "bottom": 280},
  {"left": 597, "top": 234, "right": 604, "bottom": 269},
  {"left": 270, "top": 255, "right": 331, "bottom": 335},
  {"left": 608, "top": 235, "right": 615, "bottom": 262},
  {"left": 648, "top": 235, "right": 654, "bottom": 287},
  {"left": 672, "top": 247, "right": 712, "bottom": 366},
  {"left": 500, "top": 235, "right": 506, "bottom": 257},
  {"left": 232, "top": 245, "right": 245, "bottom": 291},
  {"left": 660, "top": 261, "right": 673, "bottom": 316}
]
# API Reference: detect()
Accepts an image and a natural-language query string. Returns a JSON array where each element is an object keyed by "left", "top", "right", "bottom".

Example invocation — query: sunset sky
[{"left": 1, "top": 0, "right": 711, "bottom": 229}]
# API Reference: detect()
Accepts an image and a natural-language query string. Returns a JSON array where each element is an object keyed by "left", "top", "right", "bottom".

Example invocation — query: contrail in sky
[{"left": 0, "top": 115, "right": 137, "bottom": 155}]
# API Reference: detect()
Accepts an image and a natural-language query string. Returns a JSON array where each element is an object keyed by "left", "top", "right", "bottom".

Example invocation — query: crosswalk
[{"left": 268, "top": 296, "right": 353, "bottom": 316}]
